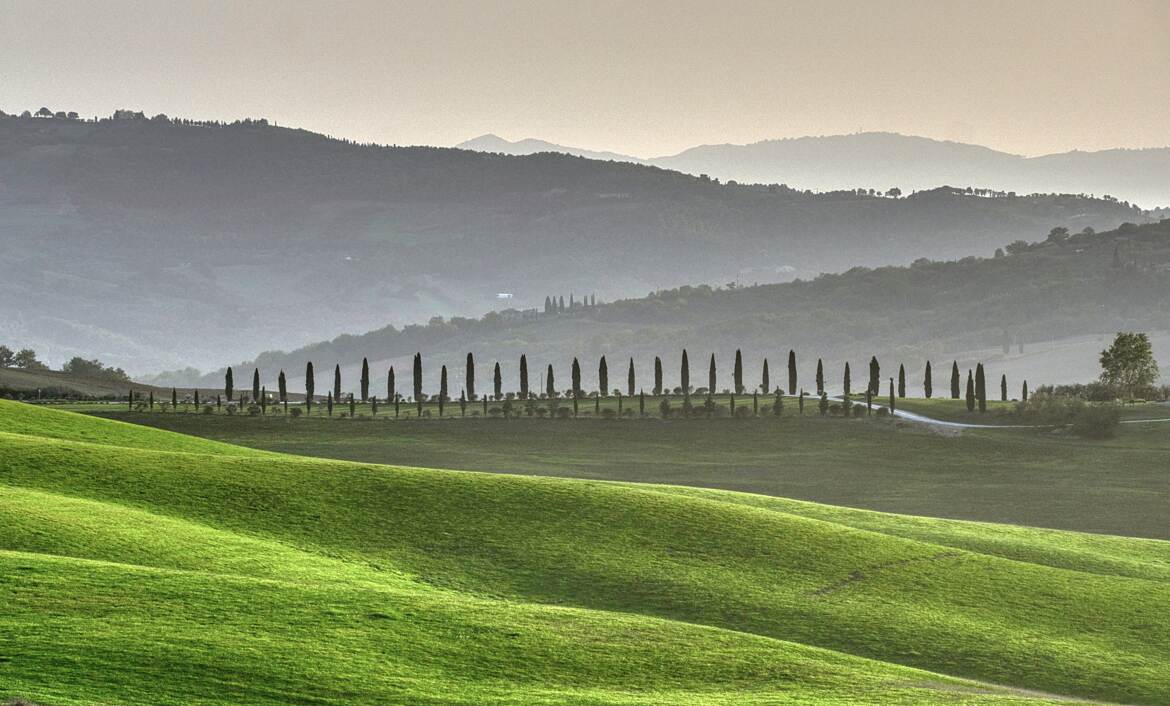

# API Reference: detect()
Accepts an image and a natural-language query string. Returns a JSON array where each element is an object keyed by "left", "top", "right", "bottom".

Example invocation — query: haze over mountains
[
  {"left": 458, "top": 132, "right": 1170, "bottom": 208},
  {"left": 0, "top": 111, "right": 1156, "bottom": 375}
]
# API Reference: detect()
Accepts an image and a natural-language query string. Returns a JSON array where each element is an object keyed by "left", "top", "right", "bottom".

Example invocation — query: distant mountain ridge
[{"left": 457, "top": 132, "right": 1170, "bottom": 207}]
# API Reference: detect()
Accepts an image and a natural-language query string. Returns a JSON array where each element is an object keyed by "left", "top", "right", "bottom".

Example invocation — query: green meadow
[{"left": 2, "top": 400, "right": 1170, "bottom": 705}]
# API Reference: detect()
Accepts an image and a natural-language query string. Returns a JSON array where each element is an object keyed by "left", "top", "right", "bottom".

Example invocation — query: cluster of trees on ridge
[{"left": 0, "top": 346, "right": 129, "bottom": 382}]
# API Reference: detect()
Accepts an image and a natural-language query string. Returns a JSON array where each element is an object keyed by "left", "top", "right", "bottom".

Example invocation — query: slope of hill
[
  {"left": 204, "top": 220, "right": 1170, "bottom": 397},
  {"left": 3, "top": 400, "right": 1170, "bottom": 704},
  {"left": 0, "top": 113, "right": 1149, "bottom": 374},
  {"left": 459, "top": 131, "right": 1170, "bottom": 207}
]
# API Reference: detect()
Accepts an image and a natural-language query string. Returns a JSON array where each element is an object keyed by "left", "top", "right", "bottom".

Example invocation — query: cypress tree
[
  {"left": 1001, "top": 373, "right": 1008, "bottom": 402},
  {"left": 148, "top": 391, "right": 154, "bottom": 410},
  {"left": 439, "top": 365, "right": 448, "bottom": 416},
  {"left": 965, "top": 370, "right": 976, "bottom": 412},
  {"left": 252, "top": 368, "right": 261, "bottom": 403},
  {"left": 598, "top": 356, "right": 608, "bottom": 397},
  {"left": 707, "top": 354, "right": 716, "bottom": 397},
  {"left": 787, "top": 350, "right": 797, "bottom": 395},
  {"left": 951, "top": 361, "right": 961, "bottom": 399},
  {"left": 558, "top": 295, "right": 565, "bottom": 310},
  {"left": 460, "top": 390, "right": 467, "bottom": 416},
  {"left": 278, "top": 370, "right": 287, "bottom": 408},
  {"left": 330, "top": 364, "right": 340, "bottom": 404},
  {"left": 654, "top": 356, "right": 663, "bottom": 396},
  {"left": 395, "top": 394, "right": 400, "bottom": 418},
  {"left": 544, "top": 296, "right": 552, "bottom": 313},
  {"left": 571, "top": 357, "right": 581, "bottom": 416},
  {"left": 371, "top": 395, "right": 378, "bottom": 416},
  {"left": 773, "top": 389, "right": 783, "bottom": 416},
  {"left": 413, "top": 353, "right": 423, "bottom": 416},
  {"left": 815, "top": 359, "right": 824, "bottom": 395},
  {"left": 1022, "top": 380, "right": 1029, "bottom": 402},
  {"left": 128, "top": 389, "right": 134, "bottom": 411},
  {"left": 171, "top": 387, "right": 177, "bottom": 409},
  {"left": 924, "top": 361, "right": 933, "bottom": 399},
  {"left": 889, "top": 378, "right": 896, "bottom": 413},
  {"left": 305, "top": 362, "right": 315, "bottom": 412},
  {"left": 898, "top": 364, "right": 906, "bottom": 398},
  {"left": 465, "top": 353, "right": 476, "bottom": 401},
  {"left": 387, "top": 366, "right": 395, "bottom": 403},
  {"left": 681, "top": 350, "right": 690, "bottom": 396},
  {"left": 260, "top": 386, "right": 266, "bottom": 413},
  {"left": 617, "top": 391, "right": 623, "bottom": 416},
  {"left": 360, "top": 358, "right": 370, "bottom": 401},
  {"left": 493, "top": 362, "right": 502, "bottom": 400},
  {"left": 595, "top": 395, "right": 600, "bottom": 415},
  {"left": 868, "top": 356, "right": 880, "bottom": 396},
  {"left": 225, "top": 367, "right": 234, "bottom": 401},
  {"left": 327, "top": 391, "right": 334, "bottom": 416},
  {"left": 627, "top": 358, "right": 635, "bottom": 397},
  {"left": 733, "top": 349, "right": 744, "bottom": 394},
  {"left": 843, "top": 362, "right": 851, "bottom": 396},
  {"left": 753, "top": 392, "right": 758, "bottom": 416},
  {"left": 194, "top": 390, "right": 200, "bottom": 408},
  {"left": 639, "top": 389, "right": 645, "bottom": 415},
  {"left": 799, "top": 390, "right": 805, "bottom": 415},
  {"left": 761, "top": 358, "right": 770, "bottom": 394},
  {"left": 975, "top": 363, "right": 986, "bottom": 412},
  {"left": 217, "top": 394, "right": 221, "bottom": 410},
  {"left": 348, "top": 393, "right": 355, "bottom": 418},
  {"left": 546, "top": 364, "right": 555, "bottom": 398},
  {"left": 519, "top": 355, "right": 529, "bottom": 399},
  {"left": 483, "top": 396, "right": 488, "bottom": 415}
]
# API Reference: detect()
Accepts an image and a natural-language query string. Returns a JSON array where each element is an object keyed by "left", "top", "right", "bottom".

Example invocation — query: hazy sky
[{"left": 3, "top": 0, "right": 1168, "bottom": 156}]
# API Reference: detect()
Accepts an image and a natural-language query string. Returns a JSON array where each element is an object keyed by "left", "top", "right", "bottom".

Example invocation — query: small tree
[
  {"left": 460, "top": 390, "right": 467, "bottom": 416},
  {"left": 787, "top": 350, "right": 797, "bottom": 395},
  {"left": 327, "top": 391, "right": 334, "bottom": 417},
  {"left": 950, "top": 361, "right": 961, "bottom": 399},
  {"left": 225, "top": 367, "right": 234, "bottom": 402},
  {"left": 924, "top": 361, "right": 933, "bottom": 399},
  {"left": 360, "top": 358, "right": 370, "bottom": 402},
  {"left": 1099, "top": 332, "right": 1160, "bottom": 397}
]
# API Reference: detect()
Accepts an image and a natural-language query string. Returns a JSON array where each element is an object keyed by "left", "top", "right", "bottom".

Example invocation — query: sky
[{"left": 2, "top": 0, "right": 1168, "bottom": 157}]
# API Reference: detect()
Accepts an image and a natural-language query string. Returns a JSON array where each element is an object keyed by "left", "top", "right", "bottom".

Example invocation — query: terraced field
[{"left": 3, "top": 400, "right": 1169, "bottom": 705}]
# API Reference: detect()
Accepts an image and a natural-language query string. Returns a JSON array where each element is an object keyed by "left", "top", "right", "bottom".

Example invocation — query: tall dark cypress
[
  {"left": 305, "top": 362, "right": 315, "bottom": 411},
  {"left": 787, "top": 350, "right": 797, "bottom": 395},
  {"left": 654, "top": 356, "right": 663, "bottom": 395},
  {"left": 843, "top": 362, "right": 851, "bottom": 396},
  {"left": 889, "top": 378, "right": 896, "bottom": 414},
  {"left": 598, "top": 356, "right": 608, "bottom": 397},
  {"left": 465, "top": 353, "right": 476, "bottom": 401},
  {"left": 815, "top": 359, "right": 824, "bottom": 395},
  {"left": 171, "top": 387, "right": 177, "bottom": 409},
  {"left": 519, "top": 355, "right": 529, "bottom": 399},
  {"left": 348, "top": 393, "right": 355, "bottom": 418},
  {"left": 333, "top": 364, "right": 341, "bottom": 404},
  {"left": 733, "top": 349, "right": 744, "bottom": 394},
  {"left": 387, "top": 366, "right": 395, "bottom": 402},
  {"left": 965, "top": 370, "right": 976, "bottom": 412},
  {"left": 761, "top": 358, "right": 770, "bottom": 394},
  {"left": 1022, "top": 380, "right": 1029, "bottom": 402},
  {"left": 558, "top": 295, "right": 565, "bottom": 310},
  {"left": 360, "top": 358, "right": 370, "bottom": 401},
  {"left": 975, "top": 363, "right": 986, "bottom": 412},
  {"left": 546, "top": 364, "right": 555, "bottom": 398},
  {"left": 924, "top": 361, "right": 933, "bottom": 399},
  {"left": 639, "top": 389, "right": 645, "bottom": 415},
  {"left": 412, "top": 353, "right": 423, "bottom": 415},
  {"left": 439, "top": 365, "right": 448, "bottom": 416},
  {"left": 544, "top": 296, "right": 552, "bottom": 313},
  {"left": 627, "top": 358, "right": 635, "bottom": 397},
  {"left": 459, "top": 390, "right": 467, "bottom": 416},
  {"left": 493, "top": 362, "right": 502, "bottom": 400},
  {"left": 571, "top": 357, "right": 581, "bottom": 416},
  {"left": 951, "top": 361, "right": 961, "bottom": 399},
  {"left": 327, "top": 391, "right": 334, "bottom": 416},
  {"left": 225, "top": 367, "right": 234, "bottom": 401},
  {"left": 278, "top": 370, "right": 287, "bottom": 404},
  {"left": 253, "top": 368, "right": 261, "bottom": 402},
  {"left": 868, "top": 356, "right": 880, "bottom": 396},
  {"left": 680, "top": 350, "right": 690, "bottom": 396},
  {"left": 898, "top": 364, "right": 906, "bottom": 398},
  {"left": 707, "top": 354, "right": 716, "bottom": 397},
  {"left": 1000, "top": 374, "right": 1007, "bottom": 402}
]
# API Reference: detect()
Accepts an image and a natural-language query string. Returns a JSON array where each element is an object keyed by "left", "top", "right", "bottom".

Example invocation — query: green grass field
[
  {"left": 3, "top": 400, "right": 1170, "bottom": 704},
  {"left": 84, "top": 398, "right": 1170, "bottom": 540}
]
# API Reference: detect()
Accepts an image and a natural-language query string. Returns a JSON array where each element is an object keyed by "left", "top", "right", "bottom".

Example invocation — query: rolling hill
[
  {"left": 3, "top": 400, "right": 1170, "bottom": 704},
  {"left": 459, "top": 131, "right": 1170, "bottom": 208},
  {"left": 193, "top": 220, "right": 1170, "bottom": 397},
  {"left": 0, "top": 112, "right": 1151, "bottom": 374}
]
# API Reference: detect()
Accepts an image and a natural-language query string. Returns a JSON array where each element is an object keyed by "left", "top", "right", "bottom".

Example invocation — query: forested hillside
[
  {"left": 193, "top": 220, "right": 1170, "bottom": 394},
  {"left": 0, "top": 112, "right": 1150, "bottom": 373}
]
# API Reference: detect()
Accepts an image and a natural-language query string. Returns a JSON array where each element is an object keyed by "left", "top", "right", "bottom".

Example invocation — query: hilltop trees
[
  {"left": 519, "top": 355, "right": 529, "bottom": 399},
  {"left": 654, "top": 357, "right": 663, "bottom": 395},
  {"left": 9, "top": 348, "right": 46, "bottom": 370},
  {"left": 1099, "top": 332, "right": 1160, "bottom": 397},
  {"left": 787, "top": 350, "right": 797, "bottom": 395},
  {"left": 466, "top": 353, "right": 476, "bottom": 400},
  {"left": 924, "top": 361, "right": 933, "bottom": 399},
  {"left": 360, "top": 358, "right": 370, "bottom": 402},
  {"left": 60, "top": 357, "right": 129, "bottom": 382},
  {"left": 225, "top": 367, "right": 234, "bottom": 401},
  {"left": 951, "top": 362, "right": 961, "bottom": 399},
  {"left": 734, "top": 350, "right": 744, "bottom": 394}
]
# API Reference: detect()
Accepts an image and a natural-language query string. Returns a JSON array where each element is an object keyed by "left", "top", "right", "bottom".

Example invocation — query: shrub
[
  {"left": 488, "top": 406, "right": 503, "bottom": 417},
  {"left": 225, "top": 405, "right": 237, "bottom": 416},
  {"left": 201, "top": 405, "right": 214, "bottom": 415},
  {"left": 852, "top": 404, "right": 867, "bottom": 417},
  {"left": 555, "top": 407, "right": 571, "bottom": 419},
  {"left": 1070, "top": 404, "right": 1122, "bottom": 439},
  {"left": 600, "top": 408, "right": 617, "bottom": 419},
  {"left": 289, "top": 407, "right": 303, "bottom": 418},
  {"left": 247, "top": 405, "right": 262, "bottom": 416},
  {"left": 875, "top": 407, "right": 890, "bottom": 418},
  {"left": 733, "top": 406, "right": 751, "bottom": 418}
]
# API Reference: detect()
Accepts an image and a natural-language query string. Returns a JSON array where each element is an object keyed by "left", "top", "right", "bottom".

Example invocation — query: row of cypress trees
[{"left": 213, "top": 351, "right": 1028, "bottom": 416}]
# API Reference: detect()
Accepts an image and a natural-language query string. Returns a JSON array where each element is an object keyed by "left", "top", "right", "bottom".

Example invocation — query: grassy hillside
[
  {"left": 3, "top": 400, "right": 1170, "bottom": 704},
  {"left": 0, "top": 113, "right": 1150, "bottom": 373}
]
